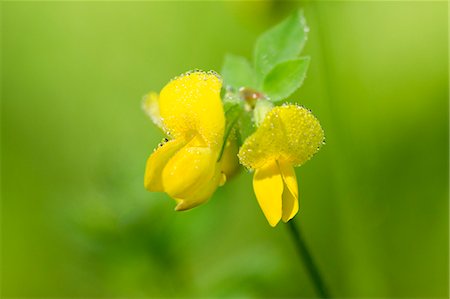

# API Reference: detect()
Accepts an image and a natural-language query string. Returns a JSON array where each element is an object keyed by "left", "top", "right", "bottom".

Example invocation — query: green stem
[{"left": 287, "top": 220, "right": 331, "bottom": 298}]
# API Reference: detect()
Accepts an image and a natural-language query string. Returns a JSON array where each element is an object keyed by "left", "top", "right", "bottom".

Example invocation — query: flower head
[
  {"left": 238, "top": 105, "right": 324, "bottom": 226},
  {"left": 144, "top": 71, "right": 227, "bottom": 211}
]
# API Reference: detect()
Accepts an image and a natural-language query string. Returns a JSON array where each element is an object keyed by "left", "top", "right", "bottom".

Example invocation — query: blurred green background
[{"left": 1, "top": 1, "right": 448, "bottom": 298}]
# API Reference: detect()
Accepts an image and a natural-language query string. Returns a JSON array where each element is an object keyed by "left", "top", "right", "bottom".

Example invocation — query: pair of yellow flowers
[{"left": 144, "top": 71, "right": 324, "bottom": 227}]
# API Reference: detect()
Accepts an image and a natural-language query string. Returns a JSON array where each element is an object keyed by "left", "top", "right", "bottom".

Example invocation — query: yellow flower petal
[
  {"left": 162, "top": 145, "right": 216, "bottom": 199},
  {"left": 174, "top": 164, "right": 223, "bottom": 211},
  {"left": 253, "top": 160, "right": 283, "bottom": 227},
  {"left": 239, "top": 105, "right": 324, "bottom": 170},
  {"left": 142, "top": 92, "right": 165, "bottom": 131},
  {"left": 278, "top": 160, "right": 299, "bottom": 222},
  {"left": 144, "top": 138, "right": 187, "bottom": 192},
  {"left": 159, "top": 71, "right": 225, "bottom": 150}
]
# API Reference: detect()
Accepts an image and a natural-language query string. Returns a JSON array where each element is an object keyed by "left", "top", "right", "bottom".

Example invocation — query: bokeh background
[{"left": 1, "top": 1, "right": 448, "bottom": 298}]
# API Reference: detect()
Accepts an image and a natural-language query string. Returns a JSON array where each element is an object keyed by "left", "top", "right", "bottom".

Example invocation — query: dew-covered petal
[
  {"left": 159, "top": 71, "right": 225, "bottom": 150},
  {"left": 239, "top": 105, "right": 324, "bottom": 169},
  {"left": 279, "top": 160, "right": 299, "bottom": 222},
  {"left": 162, "top": 146, "right": 216, "bottom": 199},
  {"left": 253, "top": 160, "right": 283, "bottom": 227},
  {"left": 144, "top": 138, "right": 187, "bottom": 192}
]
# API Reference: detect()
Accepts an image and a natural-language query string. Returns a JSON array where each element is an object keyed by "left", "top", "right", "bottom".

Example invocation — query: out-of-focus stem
[{"left": 287, "top": 220, "right": 331, "bottom": 298}]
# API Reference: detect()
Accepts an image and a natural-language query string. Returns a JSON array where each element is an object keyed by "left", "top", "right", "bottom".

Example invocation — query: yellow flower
[
  {"left": 238, "top": 105, "right": 324, "bottom": 226},
  {"left": 144, "top": 71, "right": 227, "bottom": 211}
]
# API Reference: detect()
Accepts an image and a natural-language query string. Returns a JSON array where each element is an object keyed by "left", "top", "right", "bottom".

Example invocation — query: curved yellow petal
[
  {"left": 239, "top": 105, "right": 324, "bottom": 170},
  {"left": 162, "top": 145, "right": 216, "bottom": 199},
  {"left": 144, "top": 138, "right": 186, "bottom": 191},
  {"left": 278, "top": 160, "right": 299, "bottom": 222},
  {"left": 159, "top": 71, "right": 225, "bottom": 150},
  {"left": 253, "top": 160, "right": 283, "bottom": 227},
  {"left": 175, "top": 163, "right": 223, "bottom": 211}
]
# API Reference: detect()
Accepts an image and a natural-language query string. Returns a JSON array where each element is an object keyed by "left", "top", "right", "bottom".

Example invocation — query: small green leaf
[
  {"left": 221, "top": 54, "right": 257, "bottom": 90},
  {"left": 218, "top": 103, "right": 242, "bottom": 161},
  {"left": 254, "top": 10, "right": 308, "bottom": 80},
  {"left": 262, "top": 57, "right": 310, "bottom": 102}
]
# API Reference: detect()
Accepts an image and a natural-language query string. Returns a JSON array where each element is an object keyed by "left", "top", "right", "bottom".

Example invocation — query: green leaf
[
  {"left": 254, "top": 10, "right": 308, "bottom": 80},
  {"left": 221, "top": 54, "right": 257, "bottom": 90},
  {"left": 262, "top": 57, "right": 310, "bottom": 102},
  {"left": 217, "top": 103, "right": 242, "bottom": 161}
]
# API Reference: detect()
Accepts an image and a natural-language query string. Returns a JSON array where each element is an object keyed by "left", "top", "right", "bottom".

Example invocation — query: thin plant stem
[{"left": 287, "top": 220, "right": 331, "bottom": 298}]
